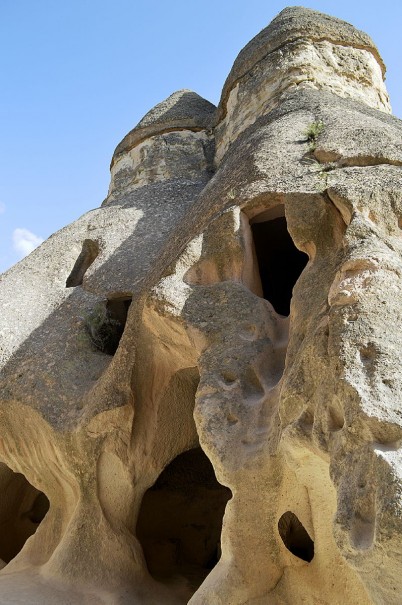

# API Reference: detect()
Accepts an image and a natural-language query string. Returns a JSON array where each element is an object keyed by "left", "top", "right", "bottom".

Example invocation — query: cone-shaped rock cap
[
  {"left": 217, "top": 6, "right": 385, "bottom": 121},
  {"left": 112, "top": 90, "right": 216, "bottom": 166}
]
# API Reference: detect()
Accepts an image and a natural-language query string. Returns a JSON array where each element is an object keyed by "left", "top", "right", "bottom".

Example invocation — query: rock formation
[{"left": 0, "top": 6, "right": 402, "bottom": 604}]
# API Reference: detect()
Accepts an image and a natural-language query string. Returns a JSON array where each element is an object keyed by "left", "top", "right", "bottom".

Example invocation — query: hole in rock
[
  {"left": 251, "top": 213, "right": 308, "bottom": 316},
  {"left": 0, "top": 463, "right": 50, "bottom": 567},
  {"left": 66, "top": 239, "right": 99, "bottom": 287},
  {"left": 87, "top": 296, "right": 132, "bottom": 355},
  {"left": 137, "top": 447, "right": 232, "bottom": 594},
  {"left": 278, "top": 511, "right": 314, "bottom": 562}
]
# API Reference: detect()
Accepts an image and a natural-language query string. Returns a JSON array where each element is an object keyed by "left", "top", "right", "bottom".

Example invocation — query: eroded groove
[
  {"left": 313, "top": 152, "right": 402, "bottom": 170},
  {"left": 66, "top": 239, "right": 99, "bottom": 287}
]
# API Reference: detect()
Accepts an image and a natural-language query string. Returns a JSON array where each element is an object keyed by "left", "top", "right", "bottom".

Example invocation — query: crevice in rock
[
  {"left": 251, "top": 211, "right": 308, "bottom": 316},
  {"left": 0, "top": 463, "right": 49, "bottom": 567},
  {"left": 136, "top": 447, "right": 231, "bottom": 595},
  {"left": 278, "top": 511, "right": 314, "bottom": 562},
  {"left": 314, "top": 150, "right": 402, "bottom": 169},
  {"left": 86, "top": 296, "right": 132, "bottom": 355},
  {"left": 66, "top": 239, "right": 99, "bottom": 287}
]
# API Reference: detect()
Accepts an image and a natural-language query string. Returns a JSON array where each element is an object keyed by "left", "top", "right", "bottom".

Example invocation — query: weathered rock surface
[
  {"left": 1, "top": 6, "right": 402, "bottom": 604},
  {"left": 108, "top": 90, "right": 215, "bottom": 200}
]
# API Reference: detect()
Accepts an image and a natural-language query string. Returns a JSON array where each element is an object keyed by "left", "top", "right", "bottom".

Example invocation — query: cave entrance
[
  {"left": 136, "top": 448, "right": 231, "bottom": 594},
  {"left": 0, "top": 463, "right": 49, "bottom": 568},
  {"left": 251, "top": 210, "right": 308, "bottom": 316},
  {"left": 87, "top": 295, "right": 132, "bottom": 355},
  {"left": 278, "top": 511, "right": 314, "bottom": 562}
]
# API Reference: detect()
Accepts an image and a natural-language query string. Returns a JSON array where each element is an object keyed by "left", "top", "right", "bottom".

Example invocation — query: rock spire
[{"left": 0, "top": 7, "right": 401, "bottom": 605}]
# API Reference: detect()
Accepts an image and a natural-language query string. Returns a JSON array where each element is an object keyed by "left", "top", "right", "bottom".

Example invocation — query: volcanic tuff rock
[{"left": 0, "top": 6, "right": 402, "bottom": 605}]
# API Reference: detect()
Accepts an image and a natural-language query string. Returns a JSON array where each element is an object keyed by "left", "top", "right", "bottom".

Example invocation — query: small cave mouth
[
  {"left": 251, "top": 213, "right": 308, "bottom": 316},
  {"left": 66, "top": 239, "right": 99, "bottom": 287},
  {"left": 86, "top": 296, "right": 132, "bottom": 355},
  {"left": 278, "top": 511, "right": 314, "bottom": 562},
  {"left": 136, "top": 447, "right": 232, "bottom": 596},
  {"left": 0, "top": 464, "right": 50, "bottom": 567}
]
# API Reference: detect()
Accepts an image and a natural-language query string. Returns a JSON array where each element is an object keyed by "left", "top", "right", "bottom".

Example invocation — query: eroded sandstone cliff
[{"left": 0, "top": 6, "right": 402, "bottom": 604}]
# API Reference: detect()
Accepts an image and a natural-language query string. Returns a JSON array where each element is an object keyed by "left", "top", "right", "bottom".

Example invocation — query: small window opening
[
  {"left": 251, "top": 214, "right": 308, "bottom": 316},
  {"left": 136, "top": 448, "right": 231, "bottom": 596},
  {"left": 66, "top": 239, "right": 99, "bottom": 287},
  {"left": 0, "top": 464, "right": 50, "bottom": 567},
  {"left": 86, "top": 296, "right": 132, "bottom": 355},
  {"left": 278, "top": 511, "right": 314, "bottom": 562}
]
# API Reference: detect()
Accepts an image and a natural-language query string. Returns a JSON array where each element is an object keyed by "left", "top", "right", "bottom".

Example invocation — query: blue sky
[{"left": 1, "top": 1, "right": 401, "bottom": 273}]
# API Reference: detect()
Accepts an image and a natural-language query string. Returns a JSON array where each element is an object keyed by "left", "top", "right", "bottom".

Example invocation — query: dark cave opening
[
  {"left": 0, "top": 464, "right": 50, "bottom": 566},
  {"left": 87, "top": 296, "right": 132, "bottom": 355},
  {"left": 251, "top": 214, "right": 308, "bottom": 316},
  {"left": 136, "top": 448, "right": 231, "bottom": 593},
  {"left": 278, "top": 511, "right": 314, "bottom": 562},
  {"left": 102, "top": 297, "right": 133, "bottom": 355}
]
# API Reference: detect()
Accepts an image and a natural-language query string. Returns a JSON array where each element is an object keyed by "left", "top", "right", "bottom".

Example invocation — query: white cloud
[
  {"left": 12, "top": 228, "right": 44, "bottom": 258},
  {"left": 0, "top": 202, "right": 5, "bottom": 214}
]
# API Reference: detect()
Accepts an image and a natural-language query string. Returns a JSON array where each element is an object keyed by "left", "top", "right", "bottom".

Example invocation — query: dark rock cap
[
  {"left": 112, "top": 90, "right": 216, "bottom": 166},
  {"left": 217, "top": 6, "right": 385, "bottom": 122}
]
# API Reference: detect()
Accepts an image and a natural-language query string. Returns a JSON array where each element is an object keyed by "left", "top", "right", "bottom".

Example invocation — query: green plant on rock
[
  {"left": 227, "top": 187, "right": 237, "bottom": 200},
  {"left": 305, "top": 121, "right": 324, "bottom": 151}
]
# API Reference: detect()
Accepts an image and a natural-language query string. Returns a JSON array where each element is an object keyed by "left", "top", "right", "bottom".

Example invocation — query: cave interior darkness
[
  {"left": 251, "top": 214, "right": 308, "bottom": 315},
  {"left": 0, "top": 465, "right": 49, "bottom": 566},
  {"left": 136, "top": 448, "right": 232, "bottom": 594},
  {"left": 278, "top": 511, "right": 314, "bottom": 562}
]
